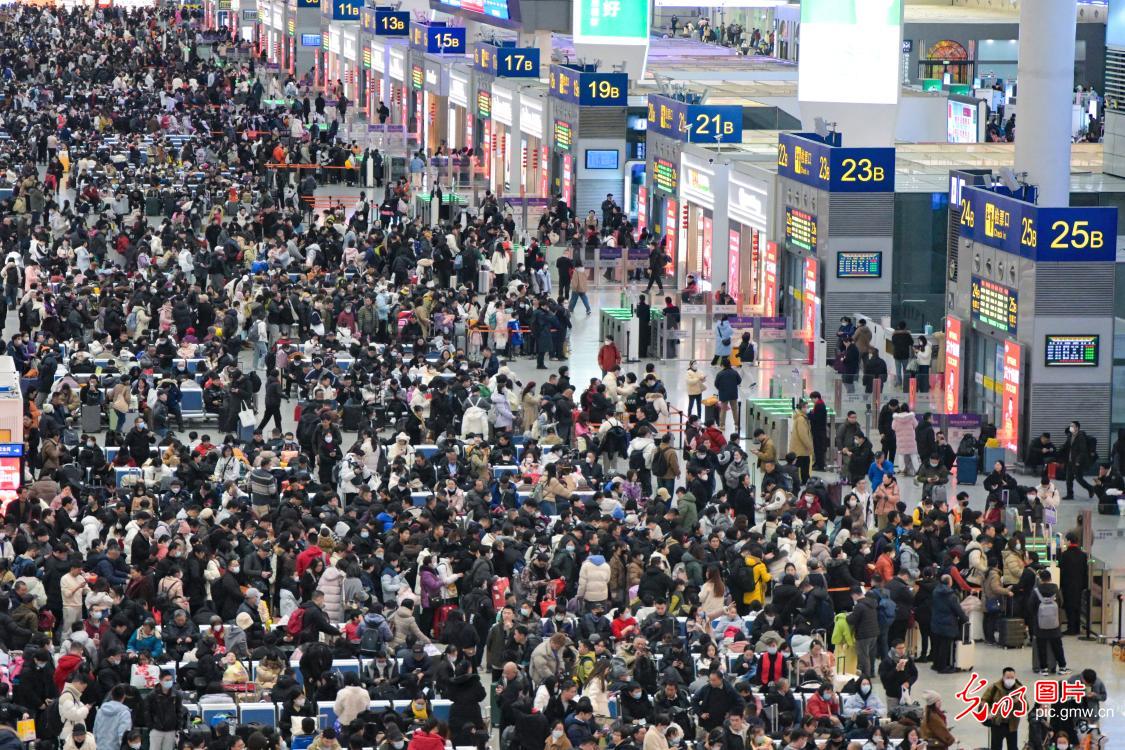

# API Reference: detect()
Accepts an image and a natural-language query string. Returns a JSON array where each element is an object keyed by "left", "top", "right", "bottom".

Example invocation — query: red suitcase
[
  {"left": 492, "top": 577, "right": 510, "bottom": 610},
  {"left": 432, "top": 603, "right": 456, "bottom": 640}
]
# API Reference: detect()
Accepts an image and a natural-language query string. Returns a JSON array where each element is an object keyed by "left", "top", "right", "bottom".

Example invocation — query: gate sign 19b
[
  {"left": 958, "top": 185, "right": 1117, "bottom": 262},
  {"left": 549, "top": 65, "right": 627, "bottom": 107},
  {"left": 647, "top": 94, "right": 742, "bottom": 145},
  {"left": 776, "top": 132, "right": 895, "bottom": 193}
]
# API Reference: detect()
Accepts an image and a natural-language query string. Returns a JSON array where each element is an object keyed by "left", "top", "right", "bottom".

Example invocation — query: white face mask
[
  {"left": 1003, "top": 678, "right": 1015, "bottom": 689},
  {"left": 552, "top": 731, "right": 563, "bottom": 741}
]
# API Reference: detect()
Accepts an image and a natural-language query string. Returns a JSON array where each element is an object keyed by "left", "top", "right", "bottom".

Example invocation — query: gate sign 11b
[{"left": 647, "top": 94, "right": 742, "bottom": 144}]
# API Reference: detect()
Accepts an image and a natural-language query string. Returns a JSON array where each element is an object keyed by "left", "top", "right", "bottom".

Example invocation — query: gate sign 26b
[{"left": 647, "top": 94, "right": 742, "bottom": 145}]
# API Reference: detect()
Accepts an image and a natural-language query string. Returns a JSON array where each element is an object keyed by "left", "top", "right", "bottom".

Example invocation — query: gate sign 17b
[
  {"left": 776, "top": 132, "right": 895, "bottom": 193},
  {"left": 647, "top": 94, "right": 742, "bottom": 145},
  {"left": 958, "top": 185, "right": 1117, "bottom": 262}
]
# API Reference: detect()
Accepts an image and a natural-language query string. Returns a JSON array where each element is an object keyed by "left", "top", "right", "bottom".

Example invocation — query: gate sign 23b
[
  {"left": 647, "top": 94, "right": 742, "bottom": 145},
  {"left": 777, "top": 132, "right": 895, "bottom": 193}
]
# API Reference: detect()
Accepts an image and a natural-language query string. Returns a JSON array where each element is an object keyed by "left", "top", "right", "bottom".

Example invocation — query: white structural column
[{"left": 1014, "top": 0, "right": 1077, "bottom": 207}]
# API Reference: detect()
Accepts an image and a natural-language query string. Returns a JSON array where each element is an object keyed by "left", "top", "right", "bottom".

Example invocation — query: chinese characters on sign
[{"left": 955, "top": 673, "right": 1086, "bottom": 723}]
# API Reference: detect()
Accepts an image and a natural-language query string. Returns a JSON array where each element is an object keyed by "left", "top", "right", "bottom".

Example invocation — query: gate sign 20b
[
  {"left": 647, "top": 94, "right": 742, "bottom": 145},
  {"left": 777, "top": 132, "right": 895, "bottom": 193}
]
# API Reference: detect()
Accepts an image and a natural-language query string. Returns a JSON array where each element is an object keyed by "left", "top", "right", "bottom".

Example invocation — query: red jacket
[
  {"left": 296, "top": 546, "right": 324, "bottom": 578},
  {"left": 805, "top": 691, "right": 840, "bottom": 719},
  {"left": 53, "top": 653, "right": 84, "bottom": 691},
  {"left": 598, "top": 343, "right": 622, "bottom": 373},
  {"left": 701, "top": 427, "right": 727, "bottom": 453},
  {"left": 757, "top": 651, "right": 786, "bottom": 685},
  {"left": 407, "top": 731, "right": 445, "bottom": 750}
]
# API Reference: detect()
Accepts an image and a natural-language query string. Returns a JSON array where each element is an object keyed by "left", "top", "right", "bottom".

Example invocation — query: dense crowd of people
[{"left": 0, "top": 6, "right": 1108, "bottom": 750}]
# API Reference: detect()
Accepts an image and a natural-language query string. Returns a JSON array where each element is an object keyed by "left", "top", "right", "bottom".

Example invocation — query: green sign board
[
  {"left": 573, "top": 0, "right": 650, "bottom": 44},
  {"left": 921, "top": 79, "right": 943, "bottom": 92},
  {"left": 947, "top": 83, "right": 972, "bottom": 96}
]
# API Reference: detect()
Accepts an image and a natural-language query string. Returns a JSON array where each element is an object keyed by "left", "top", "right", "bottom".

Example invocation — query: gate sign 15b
[
  {"left": 776, "top": 133, "right": 895, "bottom": 193},
  {"left": 647, "top": 94, "right": 742, "bottom": 145},
  {"left": 958, "top": 185, "right": 1117, "bottom": 262}
]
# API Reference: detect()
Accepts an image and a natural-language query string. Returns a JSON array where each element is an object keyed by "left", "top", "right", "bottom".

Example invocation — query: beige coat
[
  {"left": 571, "top": 267, "right": 589, "bottom": 294},
  {"left": 334, "top": 685, "right": 372, "bottom": 725},
  {"left": 686, "top": 368, "right": 707, "bottom": 396},
  {"left": 577, "top": 558, "right": 612, "bottom": 603},
  {"left": 388, "top": 605, "right": 431, "bottom": 648},
  {"left": 61, "top": 572, "right": 87, "bottom": 609},
  {"left": 790, "top": 410, "right": 814, "bottom": 458}
]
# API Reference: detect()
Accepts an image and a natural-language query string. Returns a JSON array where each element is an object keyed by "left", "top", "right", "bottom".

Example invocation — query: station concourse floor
[{"left": 44, "top": 170, "right": 1125, "bottom": 744}]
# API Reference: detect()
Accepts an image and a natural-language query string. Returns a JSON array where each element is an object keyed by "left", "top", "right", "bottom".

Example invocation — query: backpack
[
  {"left": 629, "top": 448, "right": 647, "bottom": 471},
  {"left": 39, "top": 695, "right": 63, "bottom": 738},
  {"left": 651, "top": 447, "right": 669, "bottom": 477},
  {"left": 248, "top": 320, "right": 261, "bottom": 342},
  {"left": 876, "top": 591, "right": 897, "bottom": 627},
  {"left": 1036, "top": 588, "right": 1060, "bottom": 631},
  {"left": 358, "top": 625, "right": 385, "bottom": 656},
  {"left": 531, "top": 478, "right": 547, "bottom": 504},
  {"left": 956, "top": 434, "right": 978, "bottom": 457},
  {"left": 286, "top": 607, "right": 307, "bottom": 637}
]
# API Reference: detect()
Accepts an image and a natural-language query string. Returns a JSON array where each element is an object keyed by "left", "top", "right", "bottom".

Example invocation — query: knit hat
[
  {"left": 922, "top": 690, "right": 941, "bottom": 706},
  {"left": 235, "top": 612, "right": 253, "bottom": 630}
]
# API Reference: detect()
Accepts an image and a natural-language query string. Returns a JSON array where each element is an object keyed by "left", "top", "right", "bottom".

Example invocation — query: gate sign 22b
[
  {"left": 647, "top": 94, "right": 742, "bottom": 145},
  {"left": 776, "top": 132, "right": 895, "bottom": 193}
]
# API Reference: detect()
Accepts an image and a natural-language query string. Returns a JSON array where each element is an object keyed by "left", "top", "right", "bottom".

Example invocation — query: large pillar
[{"left": 1014, "top": 0, "right": 1077, "bottom": 207}]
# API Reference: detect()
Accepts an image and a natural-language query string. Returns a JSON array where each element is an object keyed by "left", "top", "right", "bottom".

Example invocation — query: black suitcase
[
  {"left": 705, "top": 403, "right": 720, "bottom": 424},
  {"left": 1031, "top": 636, "right": 1057, "bottom": 672},
  {"left": 1098, "top": 501, "right": 1120, "bottom": 515},
  {"left": 342, "top": 402, "right": 365, "bottom": 431}
]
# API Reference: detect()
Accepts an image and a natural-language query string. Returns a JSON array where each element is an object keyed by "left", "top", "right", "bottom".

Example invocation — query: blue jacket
[
  {"left": 867, "top": 459, "right": 895, "bottom": 489},
  {"left": 93, "top": 699, "right": 133, "bottom": 750},
  {"left": 930, "top": 583, "right": 968, "bottom": 639},
  {"left": 94, "top": 554, "right": 128, "bottom": 587},
  {"left": 714, "top": 320, "right": 734, "bottom": 356},
  {"left": 127, "top": 628, "right": 165, "bottom": 658}
]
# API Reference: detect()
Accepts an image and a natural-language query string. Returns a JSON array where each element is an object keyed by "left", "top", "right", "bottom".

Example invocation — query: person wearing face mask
[
  {"left": 546, "top": 720, "right": 573, "bottom": 750},
  {"left": 143, "top": 669, "right": 183, "bottom": 750},
  {"left": 93, "top": 684, "right": 132, "bottom": 750},
  {"left": 981, "top": 667, "right": 1022, "bottom": 750},
  {"left": 841, "top": 678, "right": 886, "bottom": 721},
  {"left": 804, "top": 682, "right": 842, "bottom": 728},
  {"left": 618, "top": 680, "right": 654, "bottom": 724},
  {"left": 376, "top": 725, "right": 407, "bottom": 750},
  {"left": 280, "top": 692, "right": 317, "bottom": 742}
]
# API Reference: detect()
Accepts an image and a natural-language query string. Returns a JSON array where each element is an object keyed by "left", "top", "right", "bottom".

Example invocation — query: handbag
[
  {"left": 985, "top": 596, "right": 1003, "bottom": 613},
  {"left": 721, "top": 338, "right": 731, "bottom": 346}
]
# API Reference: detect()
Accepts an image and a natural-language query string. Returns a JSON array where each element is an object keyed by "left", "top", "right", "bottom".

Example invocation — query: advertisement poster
[
  {"left": 944, "top": 317, "right": 962, "bottom": 415},
  {"left": 1001, "top": 340, "right": 1021, "bottom": 453},
  {"left": 728, "top": 230, "right": 741, "bottom": 303},
  {"left": 539, "top": 146, "right": 549, "bottom": 198},
  {"left": 701, "top": 216, "right": 713, "bottom": 282},
  {"left": 561, "top": 153, "right": 573, "bottom": 208},
  {"left": 799, "top": 0, "right": 901, "bottom": 106},
  {"left": 763, "top": 241, "right": 779, "bottom": 317},
  {"left": 665, "top": 200, "right": 678, "bottom": 268},
  {"left": 802, "top": 257, "right": 818, "bottom": 340},
  {"left": 636, "top": 186, "right": 648, "bottom": 236}
]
